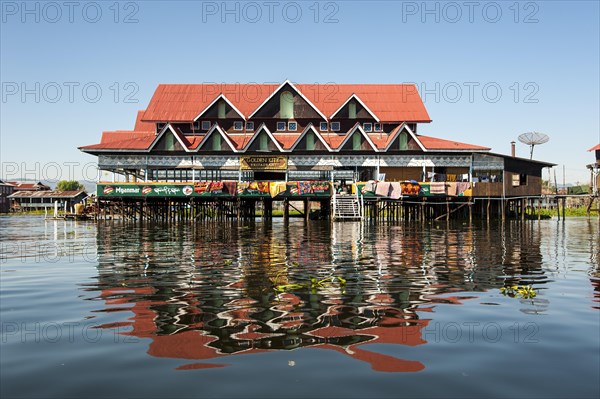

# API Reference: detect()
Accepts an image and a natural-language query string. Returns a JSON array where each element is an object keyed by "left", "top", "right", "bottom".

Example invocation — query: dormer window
[
  {"left": 246, "top": 121, "right": 254, "bottom": 131},
  {"left": 398, "top": 131, "right": 408, "bottom": 150},
  {"left": 259, "top": 133, "right": 269, "bottom": 151},
  {"left": 217, "top": 100, "right": 226, "bottom": 119},
  {"left": 353, "top": 133, "right": 361, "bottom": 150},
  {"left": 349, "top": 101, "right": 357, "bottom": 119},
  {"left": 193, "top": 121, "right": 200, "bottom": 130},
  {"left": 233, "top": 121, "right": 243, "bottom": 131},
  {"left": 288, "top": 122, "right": 297, "bottom": 131},
  {"left": 201, "top": 121, "right": 211, "bottom": 131},
  {"left": 363, "top": 123, "right": 373, "bottom": 132},
  {"left": 374, "top": 123, "right": 381, "bottom": 132},
  {"left": 212, "top": 134, "right": 222, "bottom": 151},
  {"left": 280, "top": 91, "right": 294, "bottom": 119},
  {"left": 277, "top": 121, "right": 286, "bottom": 131},
  {"left": 306, "top": 132, "right": 315, "bottom": 150},
  {"left": 320, "top": 122, "right": 328, "bottom": 132},
  {"left": 331, "top": 122, "right": 340, "bottom": 132}
]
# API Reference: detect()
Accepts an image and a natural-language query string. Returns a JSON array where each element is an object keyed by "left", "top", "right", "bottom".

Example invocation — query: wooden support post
[
  {"left": 265, "top": 199, "right": 272, "bottom": 219},
  {"left": 304, "top": 199, "right": 310, "bottom": 221},
  {"left": 468, "top": 202, "right": 472, "bottom": 224},
  {"left": 283, "top": 199, "right": 289, "bottom": 220}
]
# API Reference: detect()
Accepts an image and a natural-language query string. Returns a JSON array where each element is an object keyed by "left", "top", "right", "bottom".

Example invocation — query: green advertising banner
[
  {"left": 98, "top": 182, "right": 332, "bottom": 198},
  {"left": 97, "top": 183, "right": 234, "bottom": 198}
]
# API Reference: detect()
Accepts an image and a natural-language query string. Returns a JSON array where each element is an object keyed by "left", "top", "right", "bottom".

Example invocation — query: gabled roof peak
[{"left": 142, "top": 81, "right": 431, "bottom": 123}]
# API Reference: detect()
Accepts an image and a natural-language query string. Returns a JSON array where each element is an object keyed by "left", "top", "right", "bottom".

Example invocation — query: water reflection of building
[
  {"left": 585, "top": 220, "right": 600, "bottom": 310},
  {"left": 89, "top": 220, "right": 549, "bottom": 371}
]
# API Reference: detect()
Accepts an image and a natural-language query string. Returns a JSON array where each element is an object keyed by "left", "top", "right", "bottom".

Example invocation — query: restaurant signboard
[{"left": 240, "top": 156, "right": 287, "bottom": 171}]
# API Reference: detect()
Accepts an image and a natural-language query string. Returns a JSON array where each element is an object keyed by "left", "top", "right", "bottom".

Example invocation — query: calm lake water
[{"left": 1, "top": 216, "right": 599, "bottom": 398}]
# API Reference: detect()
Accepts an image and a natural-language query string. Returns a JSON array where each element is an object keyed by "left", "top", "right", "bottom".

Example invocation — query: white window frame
[
  {"left": 363, "top": 123, "right": 373, "bottom": 132},
  {"left": 277, "top": 121, "right": 286, "bottom": 131},
  {"left": 320, "top": 122, "right": 328, "bottom": 132},
  {"left": 233, "top": 121, "right": 244, "bottom": 131},
  {"left": 246, "top": 121, "right": 254, "bottom": 131},
  {"left": 331, "top": 122, "right": 340, "bottom": 132},
  {"left": 288, "top": 122, "right": 297, "bottom": 132},
  {"left": 192, "top": 121, "right": 200, "bottom": 130},
  {"left": 374, "top": 123, "right": 381, "bottom": 132},
  {"left": 201, "top": 121, "right": 211, "bottom": 130}
]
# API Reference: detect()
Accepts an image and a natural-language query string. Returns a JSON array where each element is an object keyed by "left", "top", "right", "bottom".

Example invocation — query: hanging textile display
[
  {"left": 430, "top": 182, "right": 446, "bottom": 194},
  {"left": 208, "top": 181, "right": 224, "bottom": 193},
  {"left": 375, "top": 182, "right": 391, "bottom": 196},
  {"left": 257, "top": 182, "right": 269, "bottom": 194},
  {"left": 269, "top": 181, "right": 287, "bottom": 197},
  {"left": 390, "top": 182, "right": 402, "bottom": 199},
  {"left": 401, "top": 181, "right": 420, "bottom": 195},
  {"left": 237, "top": 182, "right": 249, "bottom": 194},
  {"left": 222, "top": 181, "right": 237, "bottom": 195},
  {"left": 298, "top": 181, "right": 312, "bottom": 195}
]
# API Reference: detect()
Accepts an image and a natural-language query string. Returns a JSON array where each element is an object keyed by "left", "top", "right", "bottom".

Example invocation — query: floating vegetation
[
  {"left": 500, "top": 285, "right": 537, "bottom": 299},
  {"left": 270, "top": 261, "right": 347, "bottom": 294},
  {"left": 274, "top": 276, "right": 347, "bottom": 294}
]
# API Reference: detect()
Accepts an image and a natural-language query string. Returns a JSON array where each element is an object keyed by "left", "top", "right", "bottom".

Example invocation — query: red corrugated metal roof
[
  {"left": 320, "top": 133, "right": 347, "bottom": 149},
  {"left": 134, "top": 110, "right": 155, "bottom": 132},
  {"left": 9, "top": 190, "right": 86, "bottom": 198},
  {"left": 8, "top": 183, "right": 38, "bottom": 189},
  {"left": 142, "top": 83, "right": 430, "bottom": 123},
  {"left": 80, "top": 109, "right": 157, "bottom": 150},
  {"left": 80, "top": 132, "right": 156, "bottom": 150},
  {"left": 273, "top": 133, "right": 302, "bottom": 150},
  {"left": 367, "top": 133, "right": 389, "bottom": 149},
  {"left": 184, "top": 134, "right": 206, "bottom": 150},
  {"left": 227, "top": 134, "right": 252, "bottom": 151},
  {"left": 142, "top": 84, "right": 276, "bottom": 122},
  {"left": 6, "top": 182, "right": 50, "bottom": 190},
  {"left": 589, "top": 144, "right": 600, "bottom": 151},
  {"left": 80, "top": 129, "right": 490, "bottom": 153},
  {"left": 418, "top": 135, "right": 490, "bottom": 151},
  {"left": 384, "top": 125, "right": 404, "bottom": 148},
  {"left": 296, "top": 84, "right": 430, "bottom": 122}
]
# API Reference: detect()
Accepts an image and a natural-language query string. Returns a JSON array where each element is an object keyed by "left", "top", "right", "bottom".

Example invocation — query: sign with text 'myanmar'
[
  {"left": 98, "top": 184, "right": 197, "bottom": 198},
  {"left": 240, "top": 156, "right": 287, "bottom": 171}
]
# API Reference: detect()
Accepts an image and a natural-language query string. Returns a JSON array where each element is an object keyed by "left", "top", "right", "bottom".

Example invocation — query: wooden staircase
[{"left": 333, "top": 195, "right": 362, "bottom": 220}]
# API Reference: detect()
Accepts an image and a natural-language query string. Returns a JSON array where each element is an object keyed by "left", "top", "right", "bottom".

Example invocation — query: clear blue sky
[{"left": 1, "top": 0, "right": 598, "bottom": 184}]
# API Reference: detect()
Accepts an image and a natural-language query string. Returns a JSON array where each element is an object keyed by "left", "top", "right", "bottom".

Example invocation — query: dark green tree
[{"left": 56, "top": 180, "right": 84, "bottom": 191}]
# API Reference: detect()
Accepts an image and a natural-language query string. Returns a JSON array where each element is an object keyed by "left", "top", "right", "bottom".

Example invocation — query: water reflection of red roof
[{"left": 96, "top": 286, "right": 428, "bottom": 373}]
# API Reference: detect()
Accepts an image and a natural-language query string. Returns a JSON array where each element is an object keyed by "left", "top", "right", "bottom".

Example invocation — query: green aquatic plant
[
  {"left": 500, "top": 285, "right": 537, "bottom": 299},
  {"left": 274, "top": 276, "right": 346, "bottom": 293},
  {"left": 271, "top": 260, "right": 347, "bottom": 294}
]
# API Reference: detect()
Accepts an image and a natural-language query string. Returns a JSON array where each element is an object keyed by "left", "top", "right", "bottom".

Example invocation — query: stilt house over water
[{"left": 79, "top": 81, "right": 553, "bottom": 220}]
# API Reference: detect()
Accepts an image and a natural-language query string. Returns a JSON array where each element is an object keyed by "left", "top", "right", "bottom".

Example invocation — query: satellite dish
[{"left": 518, "top": 132, "right": 549, "bottom": 159}]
